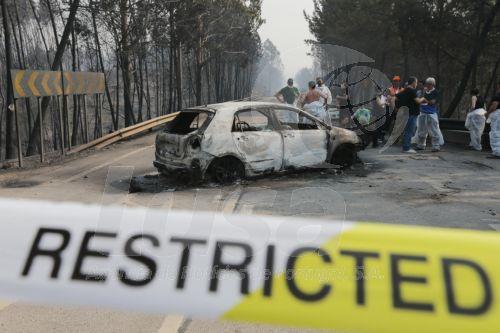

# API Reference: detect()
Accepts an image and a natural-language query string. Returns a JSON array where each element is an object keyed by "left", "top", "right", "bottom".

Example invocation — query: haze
[{"left": 259, "top": 0, "right": 315, "bottom": 78}]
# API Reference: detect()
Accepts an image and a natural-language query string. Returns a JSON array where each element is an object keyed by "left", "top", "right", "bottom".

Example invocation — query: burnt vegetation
[
  {"left": 0, "top": 0, "right": 264, "bottom": 162},
  {"left": 307, "top": 0, "right": 500, "bottom": 118}
]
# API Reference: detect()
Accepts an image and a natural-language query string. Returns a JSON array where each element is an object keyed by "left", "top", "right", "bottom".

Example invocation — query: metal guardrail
[
  {"left": 439, "top": 119, "right": 466, "bottom": 131},
  {"left": 70, "top": 112, "right": 179, "bottom": 154},
  {"left": 0, "top": 113, "right": 178, "bottom": 169}
]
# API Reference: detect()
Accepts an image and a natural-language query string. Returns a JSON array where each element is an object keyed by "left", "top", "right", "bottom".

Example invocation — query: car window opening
[
  {"left": 275, "top": 109, "right": 321, "bottom": 131},
  {"left": 164, "top": 111, "right": 212, "bottom": 135},
  {"left": 233, "top": 110, "right": 274, "bottom": 132}
]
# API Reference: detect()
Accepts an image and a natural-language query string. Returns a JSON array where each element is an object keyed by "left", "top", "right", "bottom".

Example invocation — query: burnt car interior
[
  {"left": 274, "top": 109, "right": 323, "bottom": 131},
  {"left": 231, "top": 108, "right": 326, "bottom": 133},
  {"left": 232, "top": 109, "right": 274, "bottom": 132},
  {"left": 163, "top": 111, "right": 212, "bottom": 135}
]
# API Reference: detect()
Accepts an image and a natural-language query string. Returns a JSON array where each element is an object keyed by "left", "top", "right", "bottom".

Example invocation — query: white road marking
[
  {"left": 157, "top": 315, "right": 185, "bottom": 333},
  {"left": 0, "top": 300, "right": 12, "bottom": 311},
  {"left": 222, "top": 189, "right": 242, "bottom": 214},
  {"left": 64, "top": 145, "right": 154, "bottom": 183}
]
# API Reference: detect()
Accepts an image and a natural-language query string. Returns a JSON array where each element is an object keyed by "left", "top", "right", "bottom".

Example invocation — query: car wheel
[
  {"left": 332, "top": 144, "right": 359, "bottom": 167},
  {"left": 208, "top": 157, "right": 245, "bottom": 184}
]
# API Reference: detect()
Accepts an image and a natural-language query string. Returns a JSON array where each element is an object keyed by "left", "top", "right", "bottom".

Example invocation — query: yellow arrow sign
[
  {"left": 27, "top": 71, "right": 41, "bottom": 97},
  {"left": 41, "top": 72, "right": 52, "bottom": 96},
  {"left": 11, "top": 70, "right": 105, "bottom": 98},
  {"left": 53, "top": 72, "right": 63, "bottom": 95},
  {"left": 14, "top": 71, "right": 26, "bottom": 98},
  {"left": 64, "top": 72, "right": 73, "bottom": 95}
]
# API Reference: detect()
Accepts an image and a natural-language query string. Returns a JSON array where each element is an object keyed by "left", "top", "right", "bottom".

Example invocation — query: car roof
[
  {"left": 183, "top": 101, "right": 332, "bottom": 129},
  {"left": 185, "top": 101, "right": 299, "bottom": 114}
]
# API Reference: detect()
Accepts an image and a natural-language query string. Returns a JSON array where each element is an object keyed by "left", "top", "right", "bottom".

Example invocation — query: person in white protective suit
[
  {"left": 487, "top": 81, "right": 500, "bottom": 158},
  {"left": 416, "top": 78, "right": 443, "bottom": 152},
  {"left": 465, "top": 95, "right": 487, "bottom": 151},
  {"left": 300, "top": 81, "right": 328, "bottom": 124}
]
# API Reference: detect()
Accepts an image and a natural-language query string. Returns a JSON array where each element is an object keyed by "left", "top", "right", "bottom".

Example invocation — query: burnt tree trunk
[
  {"left": 120, "top": 0, "right": 135, "bottom": 127},
  {"left": 444, "top": 0, "right": 500, "bottom": 118},
  {"left": 91, "top": 0, "right": 117, "bottom": 130},
  {"left": 26, "top": 0, "right": 80, "bottom": 155},
  {"left": 1, "top": 0, "right": 16, "bottom": 159}
]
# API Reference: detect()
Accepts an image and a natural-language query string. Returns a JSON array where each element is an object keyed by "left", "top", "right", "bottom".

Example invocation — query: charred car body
[{"left": 154, "top": 102, "right": 361, "bottom": 183}]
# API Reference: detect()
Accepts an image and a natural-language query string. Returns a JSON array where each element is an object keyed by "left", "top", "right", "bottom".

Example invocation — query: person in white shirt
[
  {"left": 487, "top": 81, "right": 500, "bottom": 158},
  {"left": 315, "top": 77, "right": 333, "bottom": 125},
  {"left": 465, "top": 95, "right": 487, "bottom": 151}
]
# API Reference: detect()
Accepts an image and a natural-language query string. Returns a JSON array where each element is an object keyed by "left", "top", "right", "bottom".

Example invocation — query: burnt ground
[
  {"left": 0, "top": 132, "right": 498, "bottom": 231},
  {"left": 127, "top": 164, "right": 349, "bottom": 194}
]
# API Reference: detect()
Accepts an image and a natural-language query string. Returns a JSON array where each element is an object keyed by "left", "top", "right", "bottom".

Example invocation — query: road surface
[{"left": 0, "top": 132, "right": 499, "bottom": 332}]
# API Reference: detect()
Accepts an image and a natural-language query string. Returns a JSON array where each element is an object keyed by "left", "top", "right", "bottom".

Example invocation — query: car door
[
  {"left": 231, "top": 108, "right": 283, "bottom": 173},
  {"left": 273, "top": 107, "right": 328, "bottom": 168}
]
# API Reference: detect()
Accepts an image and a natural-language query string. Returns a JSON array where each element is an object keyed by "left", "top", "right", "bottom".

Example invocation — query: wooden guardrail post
[
  {"left": 13, "top": 100, "right": 23, "bottom": 168},
  {"left": 37, "top": 97, "right": 44, "bottom": 163}
]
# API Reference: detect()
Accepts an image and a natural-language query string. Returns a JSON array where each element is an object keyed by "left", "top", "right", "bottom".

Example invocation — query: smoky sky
[{"left": 259, "top": 0, "right": 315, "bottom": 78}]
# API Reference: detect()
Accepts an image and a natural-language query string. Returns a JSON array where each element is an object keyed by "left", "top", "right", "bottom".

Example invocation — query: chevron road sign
[{"left": 10, "top": 70, "right": 105, "bottom": 99}]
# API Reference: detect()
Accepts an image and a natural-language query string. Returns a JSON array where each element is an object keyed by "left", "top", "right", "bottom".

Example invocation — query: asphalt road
[{"left": 0, "top": 132, "right": 499, "bottom": 332}]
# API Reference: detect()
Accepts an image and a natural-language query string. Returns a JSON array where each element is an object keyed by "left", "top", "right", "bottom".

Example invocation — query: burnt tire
[
  {"left": 332, "top": 144, "right": 359, "bottom": 167},
  {"left": 207, "top": 157, "right": 245, "bottom": 184}
]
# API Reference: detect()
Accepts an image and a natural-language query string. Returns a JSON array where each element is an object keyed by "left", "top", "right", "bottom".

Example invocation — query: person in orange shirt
[
  {"left": 388, "top": 76, "right": 403, "bottom": 100},
  {"left": 382, "top": 76, "right": 403, "bottom": 139}
]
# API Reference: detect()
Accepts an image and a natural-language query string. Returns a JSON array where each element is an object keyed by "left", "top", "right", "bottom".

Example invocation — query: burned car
[{"left": 154, "top": 102, "right": 360, "bottom": 183}]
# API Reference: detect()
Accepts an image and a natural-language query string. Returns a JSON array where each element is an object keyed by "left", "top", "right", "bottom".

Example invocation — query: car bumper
[{"left": 154, "top": 157, "right": 203, "bottom": 178}]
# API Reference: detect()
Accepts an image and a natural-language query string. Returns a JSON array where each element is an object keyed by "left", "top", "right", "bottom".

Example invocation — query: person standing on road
[
  {"left": 275, "top": 79, "right": 300, "bottom": 123},
  {"left": 388, "top": 76, "right": 403, "bottom": 107},
  {"left": 470, "top": 88, "right": 480, "bottom": 111},
  {"left": 383, "top": 76, "right": 403, "bottom": 139},
  {"left": 300, "top": 81, "right": 328, "bottom": 123},
  {"left": 416, "top": 78, "right": 443, "bottom": 152},
  {"left": 316, "top": 77, "right": 333, "bottom": 124},
  {"left": 336, "top": 82, "right": 351, "bottom": 128},
  {"left": 396, "top": 77, "right": 427, "bottom": 153},
  {"left": 275, "top": 79, "right": 300, "bottom": 105},
  {"left": 316, "top": 77, "right": 333, "bottom": 105},
  {"left": 487, "top": 81, "right": 500, "bottom": 158},
  {"left": 465, "top": 95, "right": 487, "bottom": 151}
]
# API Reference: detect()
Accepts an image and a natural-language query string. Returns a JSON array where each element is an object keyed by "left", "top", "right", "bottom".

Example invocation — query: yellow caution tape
[{"left": 0, "top": 199, "right": 498, "bottom": 333}]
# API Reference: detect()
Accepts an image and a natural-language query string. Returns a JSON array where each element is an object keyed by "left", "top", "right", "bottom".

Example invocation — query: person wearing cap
[
  {"left": 383, "top": 76, "right": 403, "bottom": 140},
  {"left": 416, "top": 77, "right": 443, "bottom": 152},
  {"left": 389, "top": 76, "right": 403, "bottom": 98}
]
